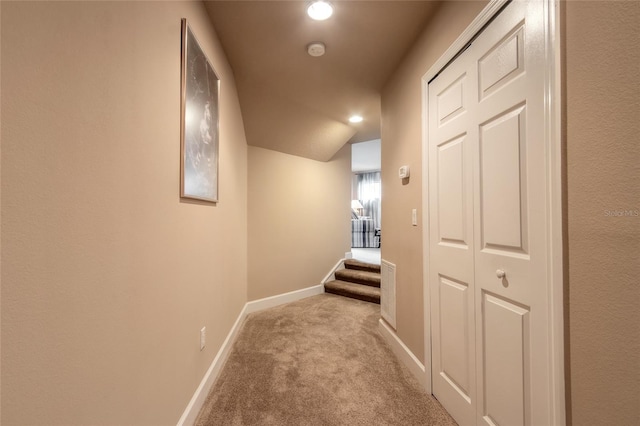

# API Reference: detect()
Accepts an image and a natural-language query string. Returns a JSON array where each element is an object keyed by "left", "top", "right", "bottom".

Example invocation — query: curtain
[{"left": 356, "top": 172, "right": 381, "bottom": 230}]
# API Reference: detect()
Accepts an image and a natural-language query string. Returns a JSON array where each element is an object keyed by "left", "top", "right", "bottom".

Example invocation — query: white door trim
[{"left": 420, "top": 0, "right": 565, "bottom": 424}]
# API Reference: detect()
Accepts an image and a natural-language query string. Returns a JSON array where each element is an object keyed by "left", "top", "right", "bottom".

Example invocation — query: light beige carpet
[{"left": 196, "top": 293, "right": 457, "bottom": 425}]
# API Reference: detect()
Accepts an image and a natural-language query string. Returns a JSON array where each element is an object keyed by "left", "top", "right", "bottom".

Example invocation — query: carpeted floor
[{"left": 195, "top": 293, "right": 457, "bottom": 425}]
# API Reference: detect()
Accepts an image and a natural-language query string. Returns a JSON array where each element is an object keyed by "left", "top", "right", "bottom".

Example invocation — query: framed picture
[{"left": 180, "top": 18, "right": 220, "bottom": 202}]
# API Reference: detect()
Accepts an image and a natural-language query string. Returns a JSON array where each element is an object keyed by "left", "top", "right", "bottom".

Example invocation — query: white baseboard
[
  {"left": 320, "top": 258, "right": 346, "bottom": 285},
  {"left": 177, "top": 303, "right": 248, "bottom": 426},
  {"left": 177, "top": 283, "right": 324, "bottom": 425},
  {"left": 378, "top": 318, "right": 427, "bottom": 389},
  {"left": 245, "top": 284, "right": 324, "bottom": 314}
]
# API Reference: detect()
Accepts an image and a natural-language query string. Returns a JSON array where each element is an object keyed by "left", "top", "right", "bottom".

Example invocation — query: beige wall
[
  {"left": 247, "top": 145, "right": 351, "bottom": 301},
  {"left": 380, "top": 0, "right": 487, "bottom": 362},
  {"left": 565, "top": 1, "right": 640, "bottom": 425},
  {"left": 1, "top": 2, "right": 248, "bottom": 424},
  {"left": 0, "top": 3, "right": 3, "bottom": 418}
]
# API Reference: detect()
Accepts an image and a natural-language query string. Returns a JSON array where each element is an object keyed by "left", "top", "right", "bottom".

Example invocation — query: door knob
[{"left": 496, "top": 269, "right": 506, "bottom": 279}]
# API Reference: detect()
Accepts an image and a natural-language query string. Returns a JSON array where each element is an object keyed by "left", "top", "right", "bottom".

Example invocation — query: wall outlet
[{"left": 200, "top": 326, "right": 206, "bottom": 351}]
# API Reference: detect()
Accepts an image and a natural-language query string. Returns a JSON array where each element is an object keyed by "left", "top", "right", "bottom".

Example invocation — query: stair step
[
  {"left": 324, "top": 280, "right": 380, "bottom": 304},
  {"left": 334, "top": 268, "right": 380, "bottom": 288},
  {"left": 344, "top": 259, "right": 381, "bottom": 274}
]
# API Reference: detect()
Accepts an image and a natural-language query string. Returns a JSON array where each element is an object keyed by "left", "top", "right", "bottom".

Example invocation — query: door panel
[
  {"left": 437, "top": 135, "right": 468, "bottom": 246},
  {"left": 482, "top": 293, "right": 530, "bottom": 426},
  {"left": 429, "top": 46, "right": 476, "bottom": 426},
  {"left": 438, "top": 74, "right": 467, "bottom": 125},
  {"left": 479, "top": 104, "right": 528, "bottom": 255},
  {"left": 473, "top": 2, "right": 550, "bottom": 425},
  {"left": 439, "top": 275, "right": 472, "bottom": 400},
  {"left": 478, "top": 23, "right": 525, "bottom": 100}
]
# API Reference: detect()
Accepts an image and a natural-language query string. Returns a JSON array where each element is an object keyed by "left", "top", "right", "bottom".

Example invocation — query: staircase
[{"left": 324, "top": 259, "right": 381, "bottom": 304}]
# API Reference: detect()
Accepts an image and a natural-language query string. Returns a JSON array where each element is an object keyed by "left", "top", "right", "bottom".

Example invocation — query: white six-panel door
[{"left": 428, "top": 2, "right": 554, "bottom": 425}]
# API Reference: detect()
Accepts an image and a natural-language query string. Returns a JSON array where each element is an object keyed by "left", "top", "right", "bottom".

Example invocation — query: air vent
[{"left": 381, "top": 260, "right": 396, "bottom": 329}]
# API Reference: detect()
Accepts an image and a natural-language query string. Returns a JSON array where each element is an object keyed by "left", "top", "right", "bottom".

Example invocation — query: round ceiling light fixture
[
  {"left": 307, "top": 1, "right": 333, "bottom": 21},
  {"left": 307, "top": 42, "right": 326, "bottom": 57},
  {"left": 349, "top": 115, "right": 364, "bottom": 123}
]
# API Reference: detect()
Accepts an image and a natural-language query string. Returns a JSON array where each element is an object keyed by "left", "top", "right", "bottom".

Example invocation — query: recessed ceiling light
[
  {"left": 307, "top": 1, "right": 333, "bottom": 21},
  {"left": 349, "top": 115, "right": 364, "bottom": 123}
]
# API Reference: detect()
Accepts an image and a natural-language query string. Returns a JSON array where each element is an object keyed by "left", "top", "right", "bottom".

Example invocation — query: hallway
[
  {"left": 2, "top": 1, "right": 637, "bottom": 424},
  {"left": 195, "top": 294, "right": 454, "bottom": 425}
]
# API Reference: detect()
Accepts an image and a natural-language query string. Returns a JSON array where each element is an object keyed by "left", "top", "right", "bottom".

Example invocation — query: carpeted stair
[{"left": 324, "top": 259, "right": 381, "bottom": 304}]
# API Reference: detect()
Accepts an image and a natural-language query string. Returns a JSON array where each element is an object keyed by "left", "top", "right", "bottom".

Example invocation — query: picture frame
[{"left": 180, "top": 18, "right": 220, "bottom": 202}]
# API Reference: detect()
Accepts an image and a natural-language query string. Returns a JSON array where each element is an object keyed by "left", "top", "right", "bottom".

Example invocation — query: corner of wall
[{"left": 247, "top": 145, "right": 351, "bottom": 301}]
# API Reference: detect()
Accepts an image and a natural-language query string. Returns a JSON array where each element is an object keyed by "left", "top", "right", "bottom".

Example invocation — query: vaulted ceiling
[{"left": 204, "top": 1, "right": 441, "bottom": 161}]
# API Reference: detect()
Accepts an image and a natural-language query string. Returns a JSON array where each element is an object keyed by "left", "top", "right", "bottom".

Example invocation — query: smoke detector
[{"left": 307, "top": 42, "right": 326, "bottom": 57}]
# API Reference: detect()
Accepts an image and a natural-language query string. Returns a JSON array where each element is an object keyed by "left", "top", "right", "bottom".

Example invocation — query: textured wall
[
  {"left": 247, "top": 145, "right": 351, "bottom": 301},
  {"left": 1, "top": 2, "right": 248, "bottom": 424},
  {"left": 565, "top": 2, "right": 640, "bottom": 425},
  {"left": 380, "top": 0, "right": 487, "bottom": 362}
]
